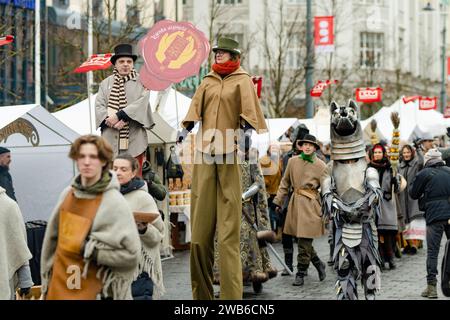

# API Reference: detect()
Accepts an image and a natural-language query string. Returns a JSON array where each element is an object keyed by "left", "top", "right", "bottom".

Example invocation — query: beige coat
[
  {"left": 95, "top": 74, "right": 155, "bottom": 157},
  {"left": 0, "top": 187, "right": 32, "bottom": 299},
  {"left": 41, "top": 172, "right": 141, "bottom": 300},
  {"left": 273, "top": 156, "right": 327, "bottom": 238},
  {"left": 182, "top": 67, "right": 267, "bottom": 155},
  {"left": 123, "top": 184, "right": 165, "bottom": 298}
]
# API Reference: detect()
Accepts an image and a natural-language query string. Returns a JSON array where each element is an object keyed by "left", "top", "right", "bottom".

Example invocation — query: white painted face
[{"left": 115, "top": 57, "right": 134, "bottom": 76}]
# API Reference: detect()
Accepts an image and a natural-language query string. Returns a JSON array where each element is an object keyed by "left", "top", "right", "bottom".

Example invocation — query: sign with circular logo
[{"left": 139, "top": 20, "right": 210, "bottom": 91}]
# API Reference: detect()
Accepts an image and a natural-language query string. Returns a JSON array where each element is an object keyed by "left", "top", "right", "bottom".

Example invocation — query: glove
[
  {"left": 238, "top": 130, "right": 253, "bottom": 153},
  {"left": 19, "top": 287, "right": 31, "bottom": 297},
  {"left": 273, "top": 204, "right": 282, "bottom": 214},
  {"left": 177, "top": 128, "right": 189, "bottom": 144}
]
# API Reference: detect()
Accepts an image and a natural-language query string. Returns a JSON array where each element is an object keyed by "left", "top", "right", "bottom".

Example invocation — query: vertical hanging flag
[
  {"left": 355, "top": 87, "right": 383, "bottom": 103},
  {"left": 447, "top": 57, "right": 450, "bottom": 81},
  {"left": 251, "top": 76, "right": 263, "bottom": 99},
  {"left": 314, "top": 16, "right": 334, "bottom": 53},
  {"left": 419, "top": 97, "right": 438, "bottom": 110},
  {"left": 74, "top": 54, "right": 113, "bottom": 73},
  {"left": 310, "top": 80, "right": 338, "bottom": 97},
  {"left": 0, "top": 35, "right": 14, "bottom": 46}
]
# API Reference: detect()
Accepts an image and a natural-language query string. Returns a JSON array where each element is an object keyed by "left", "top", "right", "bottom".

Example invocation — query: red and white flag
[
  {"left": 74, "top": 54, "right": 113, "bottom": 73},
  {"left": 0, "top": 35, "right": 14, "bottom": 46},
  {"left": 355, "top": 87, "right": 383, "bottom": 103},
  {"left": 310, "top": 80, "right": 338, "bottom": 97},
  {"left": 447, "top": 57, "right": 450, "bottom": 81},
  {"left": 251, "top": 76, "right": 263, "bottom": 99},
  {"left": 314, "top": 16, "right": 334, "bottom": 53},
  {"left": 402, "top": 96, "right": 420, "bottom": 104},
  {"left": 419, "top": 97, "right": 437, "bottom": 110}
]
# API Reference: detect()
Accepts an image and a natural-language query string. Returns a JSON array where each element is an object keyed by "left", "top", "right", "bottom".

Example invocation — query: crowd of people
[
  {"left": 260, "top": 124, "right": 450, "bottom": 299},
  {"left": 1, "top": 37, "right": 450, "bottom": 300}
]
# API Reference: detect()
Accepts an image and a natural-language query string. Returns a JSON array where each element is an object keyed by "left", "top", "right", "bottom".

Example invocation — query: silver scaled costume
[{"left": 321, "top": 100, "right": 382, "bottom": 300}]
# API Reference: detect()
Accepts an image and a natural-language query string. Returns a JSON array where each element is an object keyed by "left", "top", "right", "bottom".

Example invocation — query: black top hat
[
  {"left": 110, "top": 43, "right": 138, "bottom": 65},
  {"left": 297, "top": 134, "right": 320, "bottom": 150}
]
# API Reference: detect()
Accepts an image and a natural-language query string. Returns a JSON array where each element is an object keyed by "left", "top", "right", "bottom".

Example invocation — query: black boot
[
  {"left": 293, "top": 271, "right": 305, "bottom": 286},
  {"left": 281, "top": 252, "right": 293, "bottom": 276},
  {"left": 311, "top": 256, "right": 326, "bottom": 281},
  {"left": 388, "top": 257, "right": 396, "bottom": 270},
  {"left": 328, "top": 242, "right": 334, "bottom": 266}
]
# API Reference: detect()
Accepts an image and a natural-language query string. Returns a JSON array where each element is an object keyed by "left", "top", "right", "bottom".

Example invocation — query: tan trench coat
[
  {"left": 182, "top": 67, "right": 267, "bottom": 155},
  {"left": 95, "top": 74, "right": 155, "bottom": 157},
  {"left": 273, "top": 156, "right": 327, "bottom": 238}
]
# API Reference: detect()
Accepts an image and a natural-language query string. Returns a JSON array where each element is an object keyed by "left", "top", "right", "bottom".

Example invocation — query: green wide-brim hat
[{"left": 212, "top": 37, "right": 241, "bottom": 55}]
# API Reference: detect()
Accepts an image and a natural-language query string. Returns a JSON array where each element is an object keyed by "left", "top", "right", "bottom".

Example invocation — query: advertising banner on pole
[
  {"left": 314, "top": 16, "right": 334, "bottom": 53},
  {"left": 355, "top": 87, "right": 383, "bottom": 103}
]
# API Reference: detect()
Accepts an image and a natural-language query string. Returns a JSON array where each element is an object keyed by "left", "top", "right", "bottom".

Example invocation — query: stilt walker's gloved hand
[{"left": 176, "top": 128, "right": 189, "bottom": 144}]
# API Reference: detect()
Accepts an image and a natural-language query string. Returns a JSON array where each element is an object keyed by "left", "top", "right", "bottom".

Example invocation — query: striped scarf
[{"left": 107, "top": 68, "right": 138, "bottom": 151}]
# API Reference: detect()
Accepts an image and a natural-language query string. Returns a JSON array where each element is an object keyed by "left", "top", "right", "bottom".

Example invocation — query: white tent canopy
[
  {"left": 53, "top": 88, "right": 193, "bottom": 144},
  {"left": 298, "top": 106, "right": 331, "bottom": 144},
  {"left": 361, "top": 98, "right": 450, "bottom": 143},
  {"left": 251, "top": 118, "right": 299, "bottom": 157},
  {"left": 0, "top": 104, "right": 80, "bottom": 222}
]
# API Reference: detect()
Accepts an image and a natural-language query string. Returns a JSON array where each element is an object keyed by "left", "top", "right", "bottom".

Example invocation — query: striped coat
[{"left": 95, "top": 74, "right": 155, "bottom": 157}]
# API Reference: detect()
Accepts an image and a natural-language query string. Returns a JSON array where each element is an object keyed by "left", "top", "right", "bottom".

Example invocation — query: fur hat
[{"left": 424, "top": 148, "right": 442, "bottom": 165}]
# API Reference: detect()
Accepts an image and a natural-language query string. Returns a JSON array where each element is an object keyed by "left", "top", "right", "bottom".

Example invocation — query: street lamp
[
  {"left": 422, "top": 1, "right": 447, "bottom": 113},
  {"left": 305, "top": 0, "right": 314, "bottom": 118}
]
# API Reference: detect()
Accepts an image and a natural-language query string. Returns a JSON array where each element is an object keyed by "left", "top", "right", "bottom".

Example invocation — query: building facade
[
  {"left": 0, "top": 0, "right": 182, "bottom": 109},
  {"left": 182, "top": 0, "right": 447, "bottom": 118}
]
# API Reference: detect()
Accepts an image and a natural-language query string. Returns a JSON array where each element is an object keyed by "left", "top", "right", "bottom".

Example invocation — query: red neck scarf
[{"left": 212, "top": 59, "right": 240, "bottom": 76}]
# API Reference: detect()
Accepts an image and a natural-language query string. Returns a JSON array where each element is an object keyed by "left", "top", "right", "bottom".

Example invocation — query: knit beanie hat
[
  {"left": 0, "top": 147, "right": 11, "bottom": 155},
  {"left": 424, "top": 148, "right": 442, "bottom": 165}
]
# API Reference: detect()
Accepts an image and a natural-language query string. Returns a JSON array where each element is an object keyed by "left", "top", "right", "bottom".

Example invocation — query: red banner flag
[
  {"left": 419, "top": 97, "right": 437, "bottom": 110},
  {"left": 74, "top": 54, "right": 113, "bottom": 73},
  {"left": 314, "top": 16, "right": 334, "bottom": 53},
  {"left": 402, "top": 96, "right": 420, "bottom": 104},
  {"left": 0, "top": 35, "right": 14, "bottom": 46},
  {"left": 448, "top": 57, "right": 450, "bottom": 81},
  {"left": 251, "top": 76, "right": 263, "bottom": 99},
  {"left": 355, "top": 87, "right": 383, "bottom": 103},
  {"left": 310, "top": 80, "right": 338, "bottom": 97},
  {"left": 444, "top": 106, "right": 450, "bottom": 118}
]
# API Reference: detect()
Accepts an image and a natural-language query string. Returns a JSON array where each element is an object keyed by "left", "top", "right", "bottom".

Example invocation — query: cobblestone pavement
[{"left": 161, "top": 235, "right": 450, "bottom": 300}]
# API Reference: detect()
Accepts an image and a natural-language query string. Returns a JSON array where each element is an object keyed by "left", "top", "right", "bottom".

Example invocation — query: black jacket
[
  {"left": 410, "top": 161, "right": 450, "bottom": 225},
  {"left": 0, "top": 165, "right": 16, "bottom": 201}
]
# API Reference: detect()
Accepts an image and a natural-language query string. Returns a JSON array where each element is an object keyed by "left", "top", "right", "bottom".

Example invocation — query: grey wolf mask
[{"left": 330, "top": 100, "right": 366, "bottom": 160}]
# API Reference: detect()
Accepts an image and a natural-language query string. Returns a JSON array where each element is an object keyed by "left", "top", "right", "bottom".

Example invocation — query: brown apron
[{"left": 46, "top": 190, "right": 103, "bottom": 300}]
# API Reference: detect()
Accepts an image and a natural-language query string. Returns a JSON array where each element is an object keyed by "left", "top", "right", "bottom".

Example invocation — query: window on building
[
  {"left": 58, "top": 0, "right": 69, "bottom": 7},
  {"left": 126, "top": 0, "right": 140, "bottom": 25},
  {"left": 93, "top": 0, "right": 103, "bottom": 17},
  {"left": 287, "top": 0, "right": 305, "bottom": 4},
  {"left": 360, "top": 32, "right": 384, "bottom": 68},
  {"left": 217, "top": 0, "right": 242, "bottom": 4},
  {"left": 286, "top": 33, "right": 302, "bottom": 69},
  {"left": 359, "top": 0, "right": 383, "bottom": 4}
]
